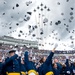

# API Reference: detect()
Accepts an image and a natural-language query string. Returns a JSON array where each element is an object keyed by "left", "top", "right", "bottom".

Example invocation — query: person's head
[
  {"left": 0, "top": 56, "right": 2, "bottom": 62},
  {"left": 43, "top": 56, "right": 47, "bottom": 62},
  {"left": 21, "top": 58, "right": 24, "bottom": 64},
  {"left": 9, "top": 50, "right": 16, "bottom": 57},
  {"left": 29, "top": 57, "right": 32, "bottom": 61},
  {"left": 53, "top": 63, "right": 57, "bottom": 69},
  {"left": 73, "top": 62, "right": 75, "bottom": 66},
  {"left": 62, "top": 63, "right": 66, "bottom": 69},
  {"left": 54, "top": 58, "right": 58, "bottom": 63},
  {"left": 40, "top": 56, "right": 47, "bottom": 63}
]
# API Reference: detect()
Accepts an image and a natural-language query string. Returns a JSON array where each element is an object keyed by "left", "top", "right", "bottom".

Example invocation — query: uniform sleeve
[
  {"left": 57, "top": 63, "right": 62, "bottom": 73},
  {"left": 24, "top": 51, "right": 29, "bottom": 63},
  {"left": 65, "top": 59, "right": 69, "bottom": 67},
  {"left": 45, "top": 52, "right": 54, "bottom": 65},
  {"left": 17, "top": 57, "right": 21, "bottom": 64},
  {"left": 38, "top": 66, "right": 43, "bottom": 75},
  {"left": 17, "top": 57, "right": 21, "bottom": 70},
  {"left": 5, "top": 54, "right": 18, "bottom": 64},
  {"left": 0, "top": 63, "right": 3, "bottom": 74}
]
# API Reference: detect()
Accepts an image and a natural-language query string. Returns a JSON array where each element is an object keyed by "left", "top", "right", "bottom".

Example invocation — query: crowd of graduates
[{"left": 0, "top": 44, "right": 75, "bottom": 75}]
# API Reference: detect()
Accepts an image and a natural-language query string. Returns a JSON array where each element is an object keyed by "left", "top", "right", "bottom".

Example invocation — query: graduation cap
[
  {"left": 16, "top": 23, "right": 19, "bottom": 26},
  {"left": 40, "top": 32, "right": 43, "bottom": 35},
  {"left": 57, "top": 2, "right": 60, "bottom": 5},
  {"left": 18, "top": 13, "right": 19, "bottom": 14},
  {"left": 70, "top": 7, "right": 74, "bottom": 10},
  {"left": 44, "top": 5, "right": 47, "bottom": 9},
  {"left": 20, "top": 30, "right": 23, "bottom": 33},
  {"left": 22, "top": 33, "right": 24, "bottom": 35},
  {"left": 9, "top": 27, "right": 12, "bottom": 29},
  {"left": 39, "top": 44, "right": 41, "bottom": 46},
  {"left": 32, "top": 34, "right": 36, "bottom": 37},
  {"left": 4, "top": 1, "right": 6, "bottom": 4},
  {"left": 43, "top": 18, "right": 48, "bottom": 23},
  {"left": 71, "top": 41, "right": 73, "bottom": 44},
  {"left": 24, "top": 16, "right": 30, "bottom": 21},
  {"left": 32, "top": 26, "right": 35, "bottom": 30},
  {"left": 11, "top": 16, "right": 13, "bottom": 18},
  {"left": 33, "top": 9, "right": 36, "bottom": 12},
  {"left": 61, "top": 13, "right": 64, "bottom": 15},
  {"left": 9, "top": 50, "right": 16, "bottom": 53},
  {"left": 68, "top": 31, "right": 70, "bottom": 33},
  {"left": 47, "top": 8, "right": 50, "bottom": 11},
  {"left": 28, "top": 25, "right": 31, "bottom": 29},
  {"left": 58, "top": 39, "right": 60, "bottom": 41},
  {"left": 27, "top": 12, "right": 32, "bottom": 15},
  {"left": 15, "top": 45, "right": 18, "bottom": 48},
  {"left": 49, "top": 35, "right": 51, "bottom": 37},
  {"left": 29, "top": 30, "right": 32, "bottom": 34},
  {"left": 40, "top": 3, "right": 43, "bottom": 6},
  {"left": 26, "top": 16, "right": 30, "bottom": 20},
  {"left": 0, "top": 43, "right": 2, "bottom": 46},
  {"left": 2, "top": 13, "right": 5, "bottom": 15},
  {"left": 72, "top": 30, "right": 75, "bottom": 34},
  {"left": 41, "top": 8, "right": 43, "bottom": 11},
  {"left": 63, "top": 18, "right": 66, "bottom": 20},
  {"left": 37, "top": 6, "right": 40, "bottom": 9},
  {"left": 44, "top": 24, "right": 46, "bottom": 26},
  {"left": 26, "top": 1, "right": 32, "bottom": 6},
  {"left": 55, "top": 22, "right": 58, "bottom": 25},
  {"left": 70, "top": 36, "right": 74, "bottom": 40},
  {"left": 16, "top": 4, "right": 19, "bottom": 7},
  {"left": 58, "top": 20, "right": 61, "bottom": 24},
  {"left": 70, "top": 16, "right": 74, "bottom": 20},
  {"left": 18, "top": 34, "right": 21, "bottom": 37},
  {"left": 69, "top": 19, "right": 72, "bottom": 23},
  {"left": 50, "top": 21, "right": 52, "bottom": 25},
  {"left": 66, "top": 0, "right": 69, "bottom": 2},
  {"left": 12, "top": 7, "right": 15, "bottom": 9},
  {"left": 66, "top": 28, "right": 69, "bottom": 31},
  {"left": 52, "top": 30, "right": 54, "bottom": 33},
  {"left": 70, "top": 12, "right": 73, "bottom": 15},
  {"left": 66, "top": 25, "right": 69, "bottom": 27},
  {"left": 35, "top": 25, "right": 37, "bottom": 28}
]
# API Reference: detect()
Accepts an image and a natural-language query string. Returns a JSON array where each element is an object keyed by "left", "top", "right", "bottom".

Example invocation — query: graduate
[
  {"left": 24, "top": 51, "right": 38, "bottom": 75},
  {"left": 5, "top": 50, "right": 20, "bottom": 75},
  {"left": 0, "top": 56, "right": 3, "bottom": 75},
  {"left": 38, "top": 44, "right": 58, "bottom": 75}
]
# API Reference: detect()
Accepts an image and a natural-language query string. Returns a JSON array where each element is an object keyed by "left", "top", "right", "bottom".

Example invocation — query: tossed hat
[{"left": 9, "top": 50, "right": 16, "bottom": 53}]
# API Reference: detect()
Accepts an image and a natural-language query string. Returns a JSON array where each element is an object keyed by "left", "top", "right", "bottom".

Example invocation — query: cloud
[{"left": 0, "top": 0, "right": 75, "bottom": 50}]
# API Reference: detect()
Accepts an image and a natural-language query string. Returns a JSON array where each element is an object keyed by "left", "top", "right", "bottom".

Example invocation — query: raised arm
[
  {"left": 65, "top": 56, "right": 69, "bottom": 67},
  {"left": 24, "top": 51, "right": 29, "bottom": 63},
  {"left": 45, "top": 44, "right": 58, "bottom": 65},
  {"left": 5, "top": 54, "right": 18, "bottom": 64}
]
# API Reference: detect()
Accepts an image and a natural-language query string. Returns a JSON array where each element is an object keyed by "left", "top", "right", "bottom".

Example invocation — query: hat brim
[{"left": 9, "top": 50, "right": 16, "bottom": 53}]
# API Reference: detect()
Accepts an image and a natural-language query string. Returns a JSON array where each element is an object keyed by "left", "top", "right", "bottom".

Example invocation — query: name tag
[
  {"left": 73, "top": 69, "right": 75, "bottom": 73},
  {"left": 67, "top": 71, "right": 70, "bottom": 74},
  {"left": 29, "top": 73, "right": 35, "bottom": 75}
]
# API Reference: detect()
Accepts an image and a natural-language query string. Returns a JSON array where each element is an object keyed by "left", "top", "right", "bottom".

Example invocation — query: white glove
[
  {"left": 21, "top": 55, "right": 24, "bottom": 61},
  {"left": 15, "top": 50, "right": 19, "bottom": 55},
  {"left": 32, "top": 56, "right": 36, "bottom": 61},
  {"left": 64, "top": 54, "right": 69, "bottom": 59},
  {"left": 29, "top": 50, "right": 32, "bottom": 57},
  {"left": 30, "top": 50, "right": 32, "bottom": 54},
  {"left": 2, "top": 55, "right": 5, "bottom": 60},
  {"left": 29, "top": 73, "right": 35, "bottom": 75},
  {"left": 54, "top": 43, "right": 58, "bottom": 49},
  {"left": 66, "top": 56, "right": 69, "bottom": 59},
  {"left": 18, "top": 51, "right": 22, "bottom": 56}
]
